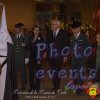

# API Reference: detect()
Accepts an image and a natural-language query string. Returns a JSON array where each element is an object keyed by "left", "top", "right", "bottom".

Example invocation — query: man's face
[
  {"left": 14, "top": 27, "right": 23, "bottom": 34},
  {"left": 96, "top": 34, "right": 100, "bottom": 44},
  {"left": 71, "top": 27, "right": 80, "bottom": 35},
  {"left": 51, "top": 21, "right": 59, "bottom": 31}
]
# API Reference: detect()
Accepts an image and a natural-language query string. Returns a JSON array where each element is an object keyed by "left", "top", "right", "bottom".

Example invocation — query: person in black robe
[
  {"left": 0, "top": 5, "right": 18, "bottom": 100},
  {"left": 0, "top": 43, "right": 18, "bottom": 100}
]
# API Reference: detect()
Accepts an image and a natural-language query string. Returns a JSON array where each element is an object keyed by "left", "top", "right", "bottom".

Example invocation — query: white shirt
[
  {"left": 53, "top": 28, "right": 60, "bottom": 37},
  {"left": 74, "top": 32, "right": 80, "bottom": 39},
  {"left": 16, "top": 32, "right": 23, "bottom": 38}
]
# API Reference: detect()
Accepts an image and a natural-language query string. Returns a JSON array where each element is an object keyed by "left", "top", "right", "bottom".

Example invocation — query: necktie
[
  {"left": 17, "top": 35, "right": 19, "bottom": 39},
  {"left": 53, "top": 32, "right": 56, "bottom": 38},
  {"left": 19, "top": 34, "right": 21, "bottom": 38},
  {"left": 17, "top": 34, "right": 20, "bottom": 39},
  {"left": 74, "top": 35, "right": 77, "bottom": 40}
]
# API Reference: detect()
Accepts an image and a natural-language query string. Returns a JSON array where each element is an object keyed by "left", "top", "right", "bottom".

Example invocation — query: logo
[
  {"left": 65, "top": 80, "right": 89, "bottom": 93},
  {"left": 87, "top": 85, "right": 99, "bottom": 98}
]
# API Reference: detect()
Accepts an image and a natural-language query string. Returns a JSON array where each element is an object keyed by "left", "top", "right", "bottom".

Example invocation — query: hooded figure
[{"left": 0, "top": 6, "right": 18, "bottom": 100}]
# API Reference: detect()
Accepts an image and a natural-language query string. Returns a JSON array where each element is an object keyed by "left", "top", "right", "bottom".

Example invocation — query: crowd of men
[
  {"left": 11, "top": 19, "right": 100, "bottom": 92},
  {"left": 0, "top": 19, "right": 100, "bottom": 100}
]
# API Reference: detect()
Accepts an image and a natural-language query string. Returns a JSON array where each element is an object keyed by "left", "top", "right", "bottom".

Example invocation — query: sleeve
[
  {"left": 83, "top": 34, "right": 91, "bottom": 48},
  {"left": 24, "top": 35, "right": 30, "bottom": 58}
]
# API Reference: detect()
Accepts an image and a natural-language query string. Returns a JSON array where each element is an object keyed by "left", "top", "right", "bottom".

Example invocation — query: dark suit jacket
[
  {"left": 47, "top": 29, "right": 70, "bottom": 58},
  {"left": 46, "top": 29, "right": 70, "bottom": 69},
  {"left": 12, "top": 33, "right": 29, "bottom": 58},
  {"left": 70, "top": 32, "right": 91, "bottom": 66},
  {"left": 12, "top": 33, "right": 29, "bottom": 67}
]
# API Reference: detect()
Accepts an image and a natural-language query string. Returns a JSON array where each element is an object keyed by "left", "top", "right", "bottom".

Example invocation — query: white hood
[{"left": 0, "top": 5, "right": 12, "bottom": 56}]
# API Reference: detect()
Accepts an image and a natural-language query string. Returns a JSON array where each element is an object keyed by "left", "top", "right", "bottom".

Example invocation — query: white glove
[
  {"left": 63, "top": 57, "right": 68, "bottom": 63},
  {"left": 25, "top": 58, "right": 29, "bottom": 64},
  {"left": 37, "top": 60, "right": 41, "bottom": 65},
  {"left": 22, "top": 43, "right": 26, "bottom": 47}
]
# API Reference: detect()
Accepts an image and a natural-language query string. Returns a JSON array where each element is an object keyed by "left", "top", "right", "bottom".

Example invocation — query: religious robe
[{"left": 0, "top": 43, "right": 18, "bottom": 100}]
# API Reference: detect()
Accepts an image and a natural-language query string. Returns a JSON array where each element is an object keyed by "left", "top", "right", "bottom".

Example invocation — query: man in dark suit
[
  {"left": 12, "top": 23, "right": 29, "bottom": 90},
  {"left": 47, "top": 19, "right": 69, "bottom": 92},
  {"left": 70, "top": 21, "right": 91, "bottom": 95}
]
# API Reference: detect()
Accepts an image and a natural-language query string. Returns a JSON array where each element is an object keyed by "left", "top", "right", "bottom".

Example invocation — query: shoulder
[
  {"left": 59, "top": 29, "right": 66, "bottom": 33},
  {"left": 59, "top": 29, "right": 69, "bottom": 37},
  {"left": 80, "top": 32, "right": 87, "bottom": 37},
  {"left": 80, "top": 33, "right": 88, "bottom": 39},
  {"left": 59, "top": 29, "right": 68, "bottom": 34},
  {"left": 11, "top": 34, "right": 16, "bottom": 38},
  {"left": 23, "top": 33, "right": 29, "bottom": 38}
]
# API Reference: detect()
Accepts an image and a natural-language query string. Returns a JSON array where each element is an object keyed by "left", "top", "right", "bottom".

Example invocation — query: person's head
[
  {"left": 96, "top": 33, "right": 100, "bottom": 45},
  {"left": 14, "top": 23, "right": 24, "bottom": 34},
  {"left": 51, "top": 19, "right": 61, "bottom": 31},
  {"left": 32, "top": 26, "right": 40, "bottom": 36},
  {"left": 71, "top": 21, "right": 82, "bottom": 35}
]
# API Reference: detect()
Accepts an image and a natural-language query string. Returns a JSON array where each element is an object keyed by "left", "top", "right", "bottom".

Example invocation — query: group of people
[{"left": 0, "top": 19, "right": 100, "bottom": 100}]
